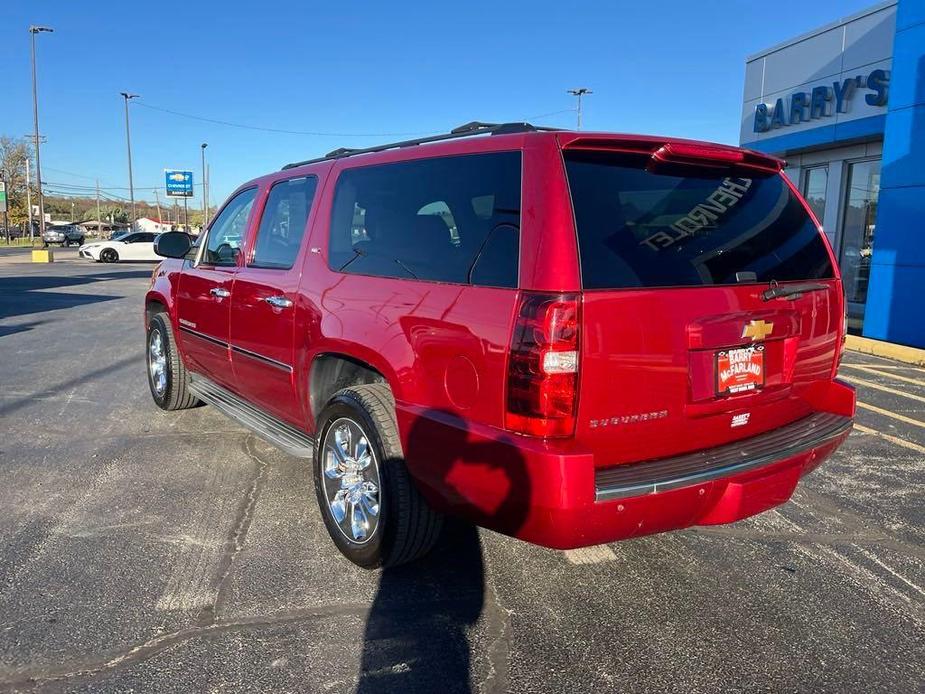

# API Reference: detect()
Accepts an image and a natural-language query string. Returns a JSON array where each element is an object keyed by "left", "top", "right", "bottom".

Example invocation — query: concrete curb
[{"left": 846, "top": 335, "right": 925, "bottom": 367}]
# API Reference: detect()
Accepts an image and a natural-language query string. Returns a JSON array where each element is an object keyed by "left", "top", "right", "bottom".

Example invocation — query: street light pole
[
  {"left": 200, "top": 143, "right": 208, "bottom": 229},
  {"left": 567, "top": 87, "right": 593, "bottom": 130},
  {"left": 29, "top": 25, "right": 53, "bottom": 239},
  {"left": 120, "top": 92, "right": 139, "bottom": 229}
]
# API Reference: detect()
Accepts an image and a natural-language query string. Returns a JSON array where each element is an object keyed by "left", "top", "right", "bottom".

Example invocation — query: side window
[
  {"left": 328, "top": 152, "right": 521, "bottom": 287},
  {"left": 202, "top": 188, "right": 257, "bottom": 266},
  {"left": 121, "top": 233, "right": 139, "bottom": 243},
  {"left": 250, "top": 176, "right": 318, "bottom": 269}
]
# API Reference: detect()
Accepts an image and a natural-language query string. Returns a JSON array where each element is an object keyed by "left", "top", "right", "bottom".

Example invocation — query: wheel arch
[
  {"left": 145, "top": 288, "right": 173, "bottom": 326},
  {"left": 308, "top": 352, "right": 390, "bottom": 425}
]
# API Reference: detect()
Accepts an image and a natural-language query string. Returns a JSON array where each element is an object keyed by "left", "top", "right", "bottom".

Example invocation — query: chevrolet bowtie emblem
[{"left": 742, "top": 319, "right": 774, "bottom": 341}]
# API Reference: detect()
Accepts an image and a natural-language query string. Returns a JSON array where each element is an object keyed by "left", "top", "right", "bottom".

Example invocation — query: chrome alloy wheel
[
  {"left": 321, "top": 417, "right": 381, "bottom": 544},
  {"left": 148, "top": 328, "right": 168, "bottom": 396}
]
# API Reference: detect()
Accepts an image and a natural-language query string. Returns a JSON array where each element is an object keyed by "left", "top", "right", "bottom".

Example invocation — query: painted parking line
[
  {"left": 856, "top": 401, "right": 925, "bottom": 429},
  {"left": 564, "top": 545, "right": 617, "bottom": 565},
  {"left": 840, "top": 363, "right": 925, "bottom": 387},
  {"left": 853, "top": 423, "right": 925, "bottom": 454},
  {"left": 842, "top": 376, "right": 925, "bottom": 404}
]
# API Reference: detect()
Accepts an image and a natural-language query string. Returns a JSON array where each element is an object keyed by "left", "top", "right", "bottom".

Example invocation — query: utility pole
[
  {"left": 183, "top": 197, "right": 189, "bottom": 233},
  {"left": 95, "top": 179, "right": 102, "bottom": 238},
  {"left": 120, "top": 92, "right": 139, "bottom": 229},
  {"left": 200, "top": 143, "right": 208, "bottom": 228},
  {"left": 567, "top": 88, "right": 593, "bottom": 130},
  {"left": 1, "top": 170, "right": 9, "bottom": 245},
  {"left": 26, "top": 158, "right": 34, "bottom": 244},
  {"left": 153, "top": 187, "right": 162, "bottom": 224},
  {"left": 29, "top": 25, "right": 53, "bottom": 238}
]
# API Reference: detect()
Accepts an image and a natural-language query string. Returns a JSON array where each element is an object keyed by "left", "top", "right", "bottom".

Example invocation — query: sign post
[{"left": 165, "top": 170, "right": 193, "bottom": 234}]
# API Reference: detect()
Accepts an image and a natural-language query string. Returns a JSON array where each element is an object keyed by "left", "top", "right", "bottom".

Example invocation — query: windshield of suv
[{"left": 564, "top": 150, "right": 834, "bottom": 289}]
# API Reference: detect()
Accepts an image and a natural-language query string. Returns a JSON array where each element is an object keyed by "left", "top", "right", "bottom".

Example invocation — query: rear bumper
[{"left": 397, "top": 402, "right": 853, "bottom": 550}]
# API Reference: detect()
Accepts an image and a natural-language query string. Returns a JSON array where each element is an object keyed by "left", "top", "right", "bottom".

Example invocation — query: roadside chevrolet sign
[{"left": 165, "top": 170, "right": 193, "bottom": 198}]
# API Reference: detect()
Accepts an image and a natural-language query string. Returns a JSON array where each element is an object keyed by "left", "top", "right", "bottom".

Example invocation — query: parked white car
[{"left": 79, "top": 232, "right": 161, "bottom": 263}]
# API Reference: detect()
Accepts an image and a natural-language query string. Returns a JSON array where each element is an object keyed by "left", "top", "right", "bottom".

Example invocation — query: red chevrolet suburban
[{"left": 145, "top": 122, "right": 855, "bottom": 568}]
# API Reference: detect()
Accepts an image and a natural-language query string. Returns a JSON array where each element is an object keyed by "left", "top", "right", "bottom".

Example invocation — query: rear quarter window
[
  {"left": 564, "top": 150, "right": 834, "bottom": 289},
  {"left": 328, "top": 152, "right": 521, "bottom": 288}
]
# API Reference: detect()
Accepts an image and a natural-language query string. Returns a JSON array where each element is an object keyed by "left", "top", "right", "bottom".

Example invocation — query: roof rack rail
[{"left": 282, "top": 121, "right": 560, "bottom": 170}]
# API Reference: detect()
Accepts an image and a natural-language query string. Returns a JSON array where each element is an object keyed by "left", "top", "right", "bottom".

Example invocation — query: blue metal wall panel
[{"left": 864, "top": 0, "right": 925, "bottom": 347}]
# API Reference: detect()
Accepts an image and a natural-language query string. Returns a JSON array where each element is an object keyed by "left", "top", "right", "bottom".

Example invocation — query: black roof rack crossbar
[{"left": 283, "top": 121, "right": 561, "bottom": 170}]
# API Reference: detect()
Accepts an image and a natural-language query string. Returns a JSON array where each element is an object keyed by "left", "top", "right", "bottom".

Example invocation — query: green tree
[{"left": 0, "top": 136, "right": 35, "bottom": 227}]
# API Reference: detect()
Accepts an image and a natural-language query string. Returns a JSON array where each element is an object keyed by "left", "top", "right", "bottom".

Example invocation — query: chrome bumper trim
[{"left": 594, "top": 412, "right": 852, "bottom": 502}]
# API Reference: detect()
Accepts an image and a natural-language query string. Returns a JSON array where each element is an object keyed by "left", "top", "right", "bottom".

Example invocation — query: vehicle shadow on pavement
[
  {"left": 356, "top": 410, "right": 531, "bottom": 694},
  {"left": 0, "top": 270, "right": 154, "bottom": 321}
]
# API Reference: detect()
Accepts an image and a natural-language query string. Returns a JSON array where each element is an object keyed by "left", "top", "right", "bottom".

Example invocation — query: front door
[
  {"left": 230, "top": 175, "right": 318, "bottom": 424},
  {"left": 176, "top": 187, "right": 258, "bottom": 387},
  {"left": 121, "top": 232, "right": 157, "bottom": 260}
]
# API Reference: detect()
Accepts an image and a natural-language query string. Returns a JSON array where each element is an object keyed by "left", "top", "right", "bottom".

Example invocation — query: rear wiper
[
  {"left": 761, "top": 281, "right": 829, "bottom": 302},
  {"left": 394, "top": 258, "right": 417, "bottom": 279},
  {"left": 338, "top": 247, "right": 366, "bottom": 272}
]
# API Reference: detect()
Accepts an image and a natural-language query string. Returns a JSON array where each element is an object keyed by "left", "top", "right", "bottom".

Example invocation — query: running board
[{"left": 188, "top": 374, "right": 315, "bottom": 458}]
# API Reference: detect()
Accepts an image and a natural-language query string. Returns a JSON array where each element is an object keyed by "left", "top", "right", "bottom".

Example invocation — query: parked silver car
[{"left": 42, "top": 224, "right": 86, "bottom": 247}]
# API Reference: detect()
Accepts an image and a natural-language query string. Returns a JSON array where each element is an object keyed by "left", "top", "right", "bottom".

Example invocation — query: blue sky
[{"left": 1, "top": 0, "right": 877, "bottom": 206}]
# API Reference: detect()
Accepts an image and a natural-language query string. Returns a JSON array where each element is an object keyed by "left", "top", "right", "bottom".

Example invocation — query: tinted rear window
[
  {"left": 564, "top": 151, "right": 834, "bottom": 289},
  {"left": 328, "top": 152, "right": 521, "bottom": 287}
]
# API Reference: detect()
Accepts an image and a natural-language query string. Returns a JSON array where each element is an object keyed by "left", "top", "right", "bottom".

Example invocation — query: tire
[
  {"left": 100, "top": 248, "right": 118, "bottom": 263},
  {"left": 314, "top": 384, "right": 443, "bottom": 569},
  {"left": 146, "top": 312, "right": 199, "bottom": 411},
  {"left": 78, "top": 237, "right": 85, "bottom": 246},
  {"left": 63, "top": 239, "right": 70, "bottom": 248}
]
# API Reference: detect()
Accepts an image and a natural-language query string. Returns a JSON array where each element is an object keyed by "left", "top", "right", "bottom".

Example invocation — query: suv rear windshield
[{"left": 564, "top": 150, "right": 834, "bottom": 289}]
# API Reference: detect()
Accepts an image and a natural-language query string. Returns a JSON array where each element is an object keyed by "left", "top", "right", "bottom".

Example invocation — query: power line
[
  {"left": 132, "top": 101, "right": 577, "bottom": 138},
  {"left": 133, "top": 101, "right": 437, "bottom": 138}
]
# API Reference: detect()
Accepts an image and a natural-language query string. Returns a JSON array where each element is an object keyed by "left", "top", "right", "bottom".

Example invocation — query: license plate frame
[{"left": 715, "top": 344, "right": 765, "bottom": 396}]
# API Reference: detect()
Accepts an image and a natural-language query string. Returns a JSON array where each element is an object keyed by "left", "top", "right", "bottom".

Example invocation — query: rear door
[
  {"left": 563, "top": 146, "right": 843, "bottom": 467},
  {"left": 229, "top": 175, "right": 319, "bottom": 424},
  {"left": 176, "top": 187, "right": 258, "bottom": 387}
]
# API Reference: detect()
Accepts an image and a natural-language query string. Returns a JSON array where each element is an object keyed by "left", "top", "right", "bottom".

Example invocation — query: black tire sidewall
[
  {"left": 146, "top": 315, "right": 174, "bottom": 410},
  {"left": 314, "top": 396, "right": 393, "bottom": 569}
]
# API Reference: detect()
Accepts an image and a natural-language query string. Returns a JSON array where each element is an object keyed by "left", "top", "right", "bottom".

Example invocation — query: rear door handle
[
  {"left": 264, "top": 295, "right": 293, "bottom": 309},
  {"left": 210, "top": 287, "right": 231, "bottom": 298}
]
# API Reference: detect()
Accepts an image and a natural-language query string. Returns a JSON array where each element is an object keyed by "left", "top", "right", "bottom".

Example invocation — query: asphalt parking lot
[{"left": 0, "top": 248, "right": 922, "bottom": 693}]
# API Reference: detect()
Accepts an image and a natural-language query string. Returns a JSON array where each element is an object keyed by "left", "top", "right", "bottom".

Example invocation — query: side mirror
[{"left": 154, "top": 231, "right": 193, "bottom": 259}]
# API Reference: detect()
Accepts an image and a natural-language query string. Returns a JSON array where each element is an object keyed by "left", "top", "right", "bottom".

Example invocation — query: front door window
[
  {"left": 840, "top": 160, "right": 881, "bottom": 309},
  {"left": 201, "top": 188, "right": 257, "bottom": 267}
]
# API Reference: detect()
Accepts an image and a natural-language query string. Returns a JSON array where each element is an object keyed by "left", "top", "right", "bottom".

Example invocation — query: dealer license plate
[{"left": 715, "top": 345, "right": 765, "bottom": 396}]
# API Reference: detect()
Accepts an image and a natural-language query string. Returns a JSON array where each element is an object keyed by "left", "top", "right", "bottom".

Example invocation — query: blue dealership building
[{"left": 740, "top": 0, "right": 925, "bottom": 348}]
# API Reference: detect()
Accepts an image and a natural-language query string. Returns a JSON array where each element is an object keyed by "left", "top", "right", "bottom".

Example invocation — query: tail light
[{"left": 506, "top": 292, "right": 580, "bottom": 437}]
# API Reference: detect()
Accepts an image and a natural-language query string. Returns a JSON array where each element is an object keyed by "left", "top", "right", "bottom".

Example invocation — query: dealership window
[
  {"left": 840, "top": 159, "right": 880, "bottom": 309},
  {"left": 801, "top": 166, "right": 828, "bottom": 226}
]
